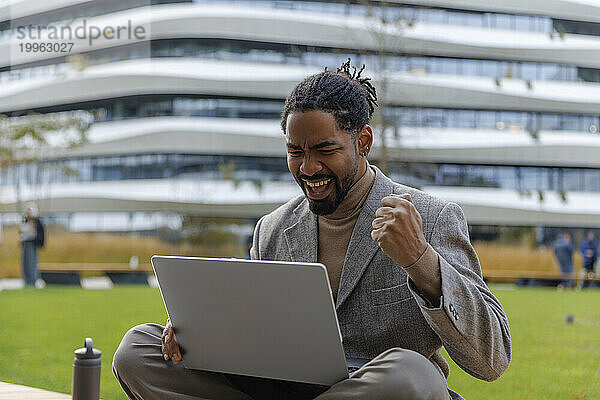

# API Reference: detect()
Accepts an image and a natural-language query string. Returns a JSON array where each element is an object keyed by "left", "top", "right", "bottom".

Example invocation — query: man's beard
[{"left": 303, "top": 161, "right": 359, "bottom": 216}]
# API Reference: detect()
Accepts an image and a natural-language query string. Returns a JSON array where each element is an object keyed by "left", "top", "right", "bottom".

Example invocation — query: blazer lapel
[
  {"left": 336, "top": 167, "right": 395, "bottom": 310},
  {"left": 284, "top": 199, "right": 318, "bottom": 263}
]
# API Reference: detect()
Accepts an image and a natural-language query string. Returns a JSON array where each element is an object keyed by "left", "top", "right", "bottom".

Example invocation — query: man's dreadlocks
[{"left": 281, "top": 59, "right": 378, "bottom": 138}]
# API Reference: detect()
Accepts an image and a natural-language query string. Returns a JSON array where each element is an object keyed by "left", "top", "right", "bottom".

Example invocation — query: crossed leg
[{"left": 113, "top": 323, "right": 450, "bottom": 400}]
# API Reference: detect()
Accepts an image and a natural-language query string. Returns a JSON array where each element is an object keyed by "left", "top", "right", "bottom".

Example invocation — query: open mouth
[{"left": 303, "top": 178, "right": 334, "bottom": 200}]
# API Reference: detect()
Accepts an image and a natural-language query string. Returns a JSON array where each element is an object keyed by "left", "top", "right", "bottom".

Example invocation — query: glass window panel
[
  {"left": 539, "top": 17, "right": 553, "bottom": 33},
  {"left": 513, "top": 62, "right": 523, "bottom": 79},
  {"left": 582, "top": 115, "right": 600, "bottom": 133},
  {"left": 480, "top": 60, "right": 500, "bottom": 78},
  {"left": 541, "top": 64, "right": 562, "bottom": 80},
  {"left": 464, "top": 165, "right": 498, "bottom": 187},
  {"left": 448, "top": 59, "right": 460, "bottom": 75},
  {"left": 566, "top": 66, "right": 579, "bottom": 81},
  {"left": 582, "top": 170, "right": 600, "bottom": 191},
  {"left": 562, "top": 169, "right": 583, "bottom": 191},
  {"left": 509, "top": 14, "right": 517, "bottom": 30},
  {"left": 540, "top": 114, "right": 561, "bottom": 130},
  {"left": 521, "top": 63, "right": 537, "bottom": 81},
  {"left": 498, "top": 112, "right": 515, "bottom": 127},
  {"left": 536, "top": 168, "right": 549, "bottom": 190},
  {"left": 461, "top": 110, "right": 477, "bottom": 128},
  {"left": 494, "top": 14, "right": 513, "bottom": 30},
  {"left": 437, "top": 164, "right": 464, "bottom": 185},
  {"left": 462, "top": 59, "right": 478, "bottom": 76},
  {"left": 409, "top": 57, "right": 428, "bottom": 72},
  {"left": 394, "top": 56, "right": 410, "bottom": 72},
  {"left": 427, "top": 58, "right": 440, "bottom": 74},
  {"left": 424, "top": 109, "right": 445, "bottom": 127},
  {"left": 463, "top": 12, "right": 482, "bottom": 27},
  {"left": 400, "top": 108, "right": 418, "bottom": 126},
  {"left": 503, "top": 62, "right": 516, "bottom": 78},
  {"left": 561, "top": 115, "right": 581, "bottom": 131},
  {"left": 522, "top": 168, "right": 537, "bottom": 191},
  {"left": 426, "top": 9, "right": 446, "bottom": 24},
  {"left": 416, "top": 109, "right": 429, "bottom": 126},
  {"left": 445, "top": 110, "right": 460, "bottom": 127},
  {"left": 515, "top": 15, "right": 531, "bottom": 31},
  {"left": 477, "top": 111, "right": 496, "bottom": 129},
  {"left": 508, "top": 112, "right": 527, "bottom": 129}
]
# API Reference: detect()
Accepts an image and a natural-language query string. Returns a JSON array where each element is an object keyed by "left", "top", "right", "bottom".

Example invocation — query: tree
[
  {"left": 352, "top": 1, "right": 408, "bottom": 175},
  {"left": 0, "top": 110, "right": 93, "bottom": 212}
]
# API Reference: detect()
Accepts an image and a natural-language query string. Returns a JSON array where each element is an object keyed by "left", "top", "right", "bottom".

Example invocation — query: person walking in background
[
  {"left": 553, "top": 232, "right": 574, "bottom": 290},
  {"left": 19, "top": 203, "right": 45, "bottom": 287},
  {"left": 579, "top": 231, "right": 598, "bottom": 288}
]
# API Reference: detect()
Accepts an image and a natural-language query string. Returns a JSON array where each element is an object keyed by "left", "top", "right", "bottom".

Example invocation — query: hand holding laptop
[
  {"left": 151, "top": 256, "right": 352, "bottom": 384},
  {"left": 161, "top": 318, "right": 183, "bottom": 364}
]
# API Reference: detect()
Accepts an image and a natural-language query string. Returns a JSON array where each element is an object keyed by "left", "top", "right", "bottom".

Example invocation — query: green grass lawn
[{"left": 0, "top": 286, "right": 599, "bottom": 399}]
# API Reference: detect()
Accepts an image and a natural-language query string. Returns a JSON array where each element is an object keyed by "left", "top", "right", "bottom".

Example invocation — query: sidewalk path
[
  {"left": 0, "top": 381, "right": 70, "bottom": 399},
  {"left": 0, "top": 276, "right": 158, "bottom": 291}
]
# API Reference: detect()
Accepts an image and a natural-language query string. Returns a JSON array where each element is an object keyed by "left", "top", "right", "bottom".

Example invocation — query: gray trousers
[
  {"left": 113, "top": 323, "right": 451, "bottom": 400},
  {"left": 21, "top": 240, "right": 39, "bottom": 286}
]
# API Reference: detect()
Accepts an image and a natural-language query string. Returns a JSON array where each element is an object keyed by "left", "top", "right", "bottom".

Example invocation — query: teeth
[{"left": 306, "top": 179, "right": 331, "bottom": 187}]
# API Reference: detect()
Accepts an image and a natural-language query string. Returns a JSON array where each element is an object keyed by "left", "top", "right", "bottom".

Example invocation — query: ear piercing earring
[{"left": 361, "top": 147, "right": 369, "bottom": 157}]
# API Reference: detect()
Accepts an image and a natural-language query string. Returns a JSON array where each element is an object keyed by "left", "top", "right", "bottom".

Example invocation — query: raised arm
[{"left": 407, "top": 202, "right": 511, "bottom": 381}]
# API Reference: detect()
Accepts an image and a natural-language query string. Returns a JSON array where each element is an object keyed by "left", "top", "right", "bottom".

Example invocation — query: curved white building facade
[{"left": 2, "top": 0, "right": 600, "bottom": 235}]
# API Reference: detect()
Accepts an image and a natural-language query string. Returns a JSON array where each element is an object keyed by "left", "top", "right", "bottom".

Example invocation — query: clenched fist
[{"left": 371, "top": 193, "right": 428, "bottom": 267}]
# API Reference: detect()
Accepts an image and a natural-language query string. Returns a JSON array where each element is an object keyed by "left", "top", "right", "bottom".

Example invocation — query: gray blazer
[{"left": 250, "top": 167, "right": 511, "bottom": 398}]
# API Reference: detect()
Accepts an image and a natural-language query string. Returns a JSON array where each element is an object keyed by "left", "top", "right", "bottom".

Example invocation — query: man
[
  {"left": 19, "top": 203, "right": 44, "bottom": 287},
  {"left": 554, "top": 232, "right": 574, "bottom": 289},
  {"left": 579, "top": 231, "right": 598, "bottom": 288},
  {"left": 113, "top": 61, "right": 511, "bottom": 399}
]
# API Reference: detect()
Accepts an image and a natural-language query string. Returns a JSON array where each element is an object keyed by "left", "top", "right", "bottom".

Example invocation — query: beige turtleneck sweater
[{"left": 318, "top": 164, "right": 376, "bottom": 301}]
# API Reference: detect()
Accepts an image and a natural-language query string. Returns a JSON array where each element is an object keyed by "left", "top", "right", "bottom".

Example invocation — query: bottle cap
[{"left": 74, "top": 338, "right": 102, "bottom": 359}]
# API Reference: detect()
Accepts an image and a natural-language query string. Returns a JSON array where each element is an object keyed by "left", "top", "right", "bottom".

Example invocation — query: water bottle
[{"left": 72, "top": 337, "right": 102, "bottom": 400}]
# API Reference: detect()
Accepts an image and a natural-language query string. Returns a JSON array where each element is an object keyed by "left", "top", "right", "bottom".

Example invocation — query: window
[
  {"left": 477, "top": 111, "right": 496, "bottom": 129},
  {"left": 424, "top": 9, "right": 446, "bottom": 24},
  {"left": 462, "top": 59, "right": 478, "bottom": 76},
  {"left": 494, "top": 14, "right": 513, "bottom": 30},
  {"left": 540, "top": 114, "right": 561, "bottom": 131},
  {"left": 521, "top": 63, "right": 538, "bottom": 81},
  {"left": 480, "top": 60, "right": 501, "bottom": 79},
  {"left": 515, "top": 15, "right": 531, "bottom": 32},
  {"left": 561, "top": 115, "right": 582, "bottom": 131},
  {"left": 562, "top": 169, "right": 584, "bottom": 191}
]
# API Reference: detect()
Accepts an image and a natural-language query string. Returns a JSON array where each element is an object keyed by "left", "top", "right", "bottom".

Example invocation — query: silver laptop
[{"left": 151, "top": 255, "right": 367, "bottom": 386}]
